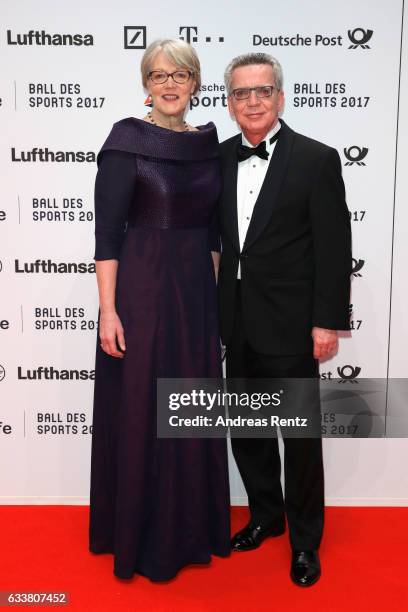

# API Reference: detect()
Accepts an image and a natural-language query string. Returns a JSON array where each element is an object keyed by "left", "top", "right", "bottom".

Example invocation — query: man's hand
[{"left": 312, "top": 327, "right": 338, "bottom": 360}]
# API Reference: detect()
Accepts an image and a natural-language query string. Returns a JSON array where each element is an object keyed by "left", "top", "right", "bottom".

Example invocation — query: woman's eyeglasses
[{"left": 148, "top": 70, "right": 193, "bottom": 84}]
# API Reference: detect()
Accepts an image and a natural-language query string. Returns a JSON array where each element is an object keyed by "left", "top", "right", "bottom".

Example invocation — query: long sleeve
[
  {"left": 309, "top": 147, "right": 352, "bottom": 330},
  {"left": 94, "top": 150, "right": 137, "bottom": 261}
]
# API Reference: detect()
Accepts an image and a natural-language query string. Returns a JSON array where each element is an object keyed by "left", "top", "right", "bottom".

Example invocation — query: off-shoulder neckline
[{"left": 130, "top": 117, "right": 214, "bottom": 134}]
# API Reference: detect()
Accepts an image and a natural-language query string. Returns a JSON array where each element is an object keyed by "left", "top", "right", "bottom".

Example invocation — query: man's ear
[{"left": 277, "top": 90, "right": 285, "bottom": 114}]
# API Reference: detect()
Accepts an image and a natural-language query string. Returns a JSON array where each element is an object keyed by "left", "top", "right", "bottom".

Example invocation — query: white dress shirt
[{"left": 237, "top": 121, "right": 281, "bottom": 279}]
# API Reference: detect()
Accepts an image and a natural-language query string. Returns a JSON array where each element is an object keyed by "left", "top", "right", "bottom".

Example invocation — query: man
[{"left": 218, "top": 53, "right": 351, "bottom": 587}]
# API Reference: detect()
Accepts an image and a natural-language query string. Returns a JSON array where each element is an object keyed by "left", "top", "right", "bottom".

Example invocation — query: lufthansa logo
[
  {"left": 11, "top": 148, "right": 96, "bottom": 163},
  {"left": 7, "top": 30, "right": 93, "bottom": 46},
  {"left": 124, "top": 26, "right": 146, "bottom": 49},
  {"left": 351, "top": 258, "right": 365, "bottom": 277},
  {"left": 348, "top": 28, "right": 373, "bottom": 49},
  {"left": 15, "top": 259, "right": 95, "bottom": 274},
  {"left": 344, "top": 146, "right": 368, "bottom": 166},
  {"left": 0, "top": 364, "right": 5, "bottom": 382},
  {"left": 337, "top": 365, "right": 361, "bottom": 382}
]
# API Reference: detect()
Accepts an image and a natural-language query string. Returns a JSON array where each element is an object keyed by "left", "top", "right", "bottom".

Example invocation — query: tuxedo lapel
[
  {"left": 242, "top": 121, "right": 295, "bottom": 252},
  {"left": 220, "top": 136, "right": 240, "bottom": 253}
]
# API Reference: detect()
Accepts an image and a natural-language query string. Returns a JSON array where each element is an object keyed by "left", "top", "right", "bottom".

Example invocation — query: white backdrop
[{"left": 0, "top": 0, "right": 407, "bottom": 504}]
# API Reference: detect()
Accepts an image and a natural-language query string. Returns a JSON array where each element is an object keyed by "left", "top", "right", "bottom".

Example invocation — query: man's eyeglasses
[
  {"left": 231, "top": 85, "right": 276, "bottom": 101},
  {"left": 148, "top": 70, "right": 193, "bottom": 85}
]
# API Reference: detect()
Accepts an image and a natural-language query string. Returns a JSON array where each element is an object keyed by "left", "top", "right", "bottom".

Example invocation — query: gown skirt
[{"left": 89, "top": 118, "right": 231, "bottom": 581}]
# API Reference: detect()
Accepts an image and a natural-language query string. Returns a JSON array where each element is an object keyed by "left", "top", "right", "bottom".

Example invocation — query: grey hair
[
  {"left": 224, "top": 53, "right": 283, "bottom": 95},
  {"left": 141, "top": 38, "right": 201, "bottom": 94}
]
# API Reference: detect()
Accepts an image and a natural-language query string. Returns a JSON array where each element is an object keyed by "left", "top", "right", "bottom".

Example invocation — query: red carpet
[{"left": 1, "top": 506, "right": 407, "bottom": 611}]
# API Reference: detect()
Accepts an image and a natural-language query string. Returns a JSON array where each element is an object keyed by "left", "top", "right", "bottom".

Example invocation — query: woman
[{"left": 89, "top": 39, "right": 230, "bottom": 581}]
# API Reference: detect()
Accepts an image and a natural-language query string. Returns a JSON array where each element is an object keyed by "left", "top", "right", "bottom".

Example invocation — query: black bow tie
[{"left": 237, "top": 131, "right": 280, "bottom": 162}]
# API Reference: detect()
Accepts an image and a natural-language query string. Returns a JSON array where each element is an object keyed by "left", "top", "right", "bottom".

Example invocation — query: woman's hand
[{"left": 99, "top": 311, "right": 126, "bottom": 358}]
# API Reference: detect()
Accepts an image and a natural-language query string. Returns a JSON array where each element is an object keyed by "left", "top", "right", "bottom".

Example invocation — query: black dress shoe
[
  {"left": 290, "top": 550, "right": 321, "bottom": 587},
  {"left": 231, "top": 521, "right": 285, "bottom": 552}
]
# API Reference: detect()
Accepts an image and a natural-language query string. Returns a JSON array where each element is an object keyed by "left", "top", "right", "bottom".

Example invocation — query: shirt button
[
  {"left": 252, "top": 164, "right": 256, "bottom": 168},
  {"left": 249, "top": 190, "right": 253, "bottom": 194},
  {"left": 246, "top": 217, "right": 250, "bottom": 220}
]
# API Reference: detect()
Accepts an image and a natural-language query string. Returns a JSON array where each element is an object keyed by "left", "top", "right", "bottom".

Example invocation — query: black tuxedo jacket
[{"left": 218, "top": 120, "right": 352, "bottom": 355}]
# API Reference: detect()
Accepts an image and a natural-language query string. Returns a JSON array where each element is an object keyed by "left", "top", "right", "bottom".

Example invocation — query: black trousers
[{"left": 226, "top": 283, "right": 324, "bottom": 551}]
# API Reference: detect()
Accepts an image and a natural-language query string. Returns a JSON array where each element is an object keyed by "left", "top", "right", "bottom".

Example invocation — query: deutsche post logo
[
  {"left": 351, "top": 258, "right": 365, "bottom": 277},
  {"left": 337, "top": 365, "right": 361, "bottom": 382},
  {"left": 348, "top": 28, "right": 373, "bottom": 49},
  {"left": 344, "top": 146, "right": 368, "bottom": 166}
]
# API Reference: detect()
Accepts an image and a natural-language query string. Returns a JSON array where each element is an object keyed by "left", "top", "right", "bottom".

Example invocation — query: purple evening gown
[{"left": 89, "top": 118, "right": 230, "bottom": 581}]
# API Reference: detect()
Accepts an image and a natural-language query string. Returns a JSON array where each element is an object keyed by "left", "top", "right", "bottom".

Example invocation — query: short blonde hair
[{"left": 141, "top": 38, "right": 201, "bottom": 95}]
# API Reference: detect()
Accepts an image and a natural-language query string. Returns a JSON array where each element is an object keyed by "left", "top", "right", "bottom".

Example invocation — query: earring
[{"left": 144, "top": 94, "right": 153, "bottom": 107}]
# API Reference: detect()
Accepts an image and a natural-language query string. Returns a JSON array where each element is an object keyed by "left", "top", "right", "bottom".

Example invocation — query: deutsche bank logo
[
  {"left": 124, "top": 26, "right": 146, "bottom": 49},
  {"left": 348, "top": 28, "right": 373, "bottom": 49},
  {"left": 0, "top": 364, "right": 5, "bottom": 382}
]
